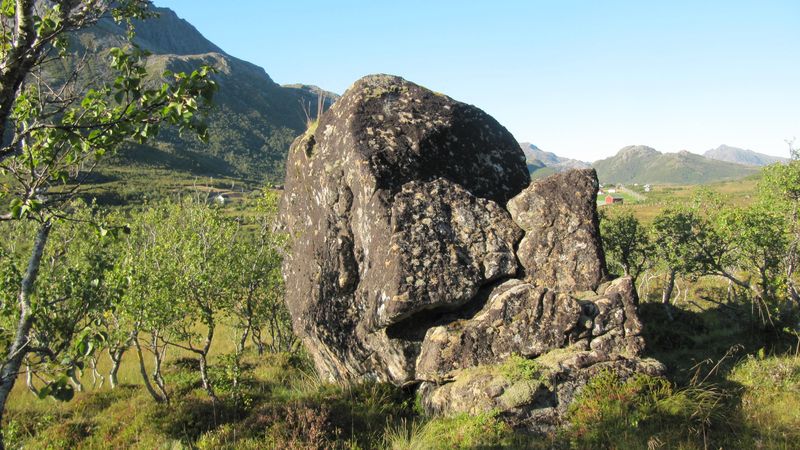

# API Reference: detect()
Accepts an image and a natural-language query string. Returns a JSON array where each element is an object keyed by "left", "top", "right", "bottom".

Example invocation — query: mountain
[
  {"left": 519, "top": 142, "right": 590, "bottom": 177},
  {"left": 592, "top": 145, "right": 759, "bottom": 184},
  {"left": 70, "top": 7, "right": 336, "bottom": 183},
  {"left": 704, "top": 145, "right": 788, "bottom": 167}
]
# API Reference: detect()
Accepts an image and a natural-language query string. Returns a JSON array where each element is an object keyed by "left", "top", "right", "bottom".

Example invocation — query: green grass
[
  {"left": 5, "top": 347, "right": 424, "bottom": 449},
  {"left": 383, "top": 413, "right": 532, "bottom": 450},
  {"left": 4, "top": 230, "right": 798, "bottom": 449},
  {"left": 565, "top": 370, "right": 725, "bottom": 449},
  {"left": 603, "top": 176, "right": 761, "bottom": 223},
  {"left": 729, "top": 355, "right": 800, "bottom": 445},
  {"left": 67, "top": 165, "right": 260, "bottom": 209},
  {"left": 7, "top": 311, "right": 799, "bottom": 449},
  {"left": 597, "top": 191, "right": 640, "bottom": 206}
]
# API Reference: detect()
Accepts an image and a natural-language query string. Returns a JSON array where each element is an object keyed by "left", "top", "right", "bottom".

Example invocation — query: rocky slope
[
  {"left": 280, "top": 75, "right": 663, "bottom": 430},
  {"left": 70, "top": 6, "right": 336, "bottom": 181},
  {"left": 592, "top": 145, "right": 759, "bottom": 184}
]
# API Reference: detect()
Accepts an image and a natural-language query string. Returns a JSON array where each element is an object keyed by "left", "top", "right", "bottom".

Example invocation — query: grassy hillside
[
  {"left": 4, "top": 173, "right": 800, "bottom": 448},
  {"left": 593, "top": 145, "right": 759, "bottom": 185},
  {"left": 600, "top": 174, "right": 762, "bottom": 222},
  {"left": 520, "top": 143, "right": 590, "bottom": 175},
  {"left": 62, "top": 7, "right": 336, "bottom": 188}
]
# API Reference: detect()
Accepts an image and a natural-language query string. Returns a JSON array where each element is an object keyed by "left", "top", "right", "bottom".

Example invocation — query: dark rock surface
[
  {"left": 280, "top": 74, "right": 529, "bottom": 383},
  {"left": 280, "top": 74, "right": 662, "bottom": 430},
  {"left": 415, "top": 277, "right": 662, "bottom": 431}
]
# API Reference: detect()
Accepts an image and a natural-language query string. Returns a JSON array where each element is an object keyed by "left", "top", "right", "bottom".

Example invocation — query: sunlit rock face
[
  {"left": 508, "top": 169, "right": 609, "bottom": 291},
  {"left": 279, "top": 74, "right": 662, "bottom": 430}
]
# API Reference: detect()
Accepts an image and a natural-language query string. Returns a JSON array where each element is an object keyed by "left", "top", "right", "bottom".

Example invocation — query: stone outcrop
[
  {"left": 280, "top": 74, "right": 663, "bottom": 430},
  {"left": 507, "top": 169, "right": 608, "bottom": 291},
  {"left": 416, "top": 277, "right": 645, "bottom": 382},
  {"left": 419, "top": 348, "right": 664, "bottom": 433}
]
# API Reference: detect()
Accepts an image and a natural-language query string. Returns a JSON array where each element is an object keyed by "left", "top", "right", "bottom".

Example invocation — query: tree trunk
[
  {"left": 133, "top": 333, "right": 165, "bottom": 403},
  {"left": 198, "top": 353, "right": 216, "bottom": 400},
  {"left": 662, "top": 269, "right": 677, "bottom": 305},
  {"left": 251, "top": 328, "right": 265, "bottom": 356},
  {"left": 786, "top": 239, "right": 800, "bottom": 309},
  {"left": 25, "top": 363, "right": 38, "bottom": 397},
  {"left": 108, "top": 347, "right": 124, "bottom": 389},
  {"left": 785, "top": 202, "right": 800, "bottom": 308},
  {"left": 149, "top": 331, "right": 169, "bottom": 403},
  {"left": 238, "top": 323, "right": 250, "bottom": 355},
  {"left": 661, "top": 269, "right": 677, "bottom": 321},
  {"left": 89, "top": 356, "right": 104, "bottom": 389},
  {"left": 69, "top": 368, "right": 84, "bottom": 392},
  {"left": 788, "top": 281, "right": 800, "bottom": 309},
  {"left": 0, "top": 0, "right": 37, "bottom": 162},
  {"left": 0, "top": 221, "right": 51, "bottom": 449},
  {"left": 198, "top": 322, "right": 217, "bottom": 401}
]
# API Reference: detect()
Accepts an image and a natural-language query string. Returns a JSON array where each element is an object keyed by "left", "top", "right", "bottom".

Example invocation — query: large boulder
[
  {"left": 418, "top": 348, "right": 664, "bottom": 433},
  {"left": 279, "top": 74, "right": 662, "bottom": 430},
  {"left": 280, "top": 74, "right": 529, "bottom": 383}
]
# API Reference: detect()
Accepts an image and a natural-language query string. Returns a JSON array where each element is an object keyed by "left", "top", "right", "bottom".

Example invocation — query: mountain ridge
[
  {"left": 75, "top": 8, "right": 779, "bottom": 187},
  {"left": 519, "top": 142, "right": 590, "bottom": 178},
  {"left": 704, "top": 144, "right": 788, "bottom": 167},
  {"left": 592, "top": 145, "right": 760, "bottom": 184},
  {"left": 73, "top": 6, "right": 336, "bottom": 183}
]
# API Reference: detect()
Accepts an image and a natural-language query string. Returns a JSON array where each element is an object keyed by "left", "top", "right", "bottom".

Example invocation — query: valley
[{"left": 0, "top": 2, "right": 797, "bottom": 450}]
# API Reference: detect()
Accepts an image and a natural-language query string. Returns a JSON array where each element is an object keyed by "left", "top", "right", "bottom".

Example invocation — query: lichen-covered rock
[
  {"left": 378, "top": 178, "right": 522, "bottom": 328},
  {"left": 416, "top": 277, "right": 645, "bottom": 383},
  {"left": 415, "top": 280, "right": 581, "bottom": 382},
  {"left": 419, "top": 351, "right": 665, "bottom": 433},
  {"left": 415, "top": 277, "right": 659, "bottom": 429},
  {"left": 507, "top": 169, "right": 608, "bottom": 291},
  {"left": 280, "top": 74, "right": 529, "bottom": 383},
  {"left": 279, "top": 73, "right": 662, "bottom": 432}
]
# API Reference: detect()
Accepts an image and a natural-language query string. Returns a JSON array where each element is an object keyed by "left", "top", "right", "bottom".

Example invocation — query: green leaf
[
  {"left": 37, "top": 385, "right": 51, "bottom": 400},
  {"left": 10, "top": 205, "right": 22, "bottom": 219},
  {"left": 0, "top": 0, "right": 14, "bottom": 18},
  {"left": 50, "top": 379, "right": 75, "bottom": 402}
]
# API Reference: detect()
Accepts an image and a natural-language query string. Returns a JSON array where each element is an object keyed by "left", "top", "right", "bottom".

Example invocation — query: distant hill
[
  {"left": 592, "top": 145, "right": 759, "bottom": 184},
  {"left": 704, "top": 145, "right": 788, "bottom": 167},
  {"left": 69, "top": 7, "right": 336, "bottom": 183},
  {"left": 519, "top": 143, "right": 590, "bottom": 178}
]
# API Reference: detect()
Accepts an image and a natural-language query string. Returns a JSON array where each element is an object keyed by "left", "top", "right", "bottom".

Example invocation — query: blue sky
[{"left": 155, "top": 0, "right": 799, "bottom": 161}]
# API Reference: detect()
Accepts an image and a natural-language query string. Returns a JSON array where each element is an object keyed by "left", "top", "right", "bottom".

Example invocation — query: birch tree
[{"left": 0, "top": 1, "right": 215, "bottom": 444}]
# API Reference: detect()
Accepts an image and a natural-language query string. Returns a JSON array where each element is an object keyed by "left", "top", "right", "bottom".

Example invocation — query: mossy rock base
[{"left": 419, "top": 349, "right": 664, "bottom": 434}]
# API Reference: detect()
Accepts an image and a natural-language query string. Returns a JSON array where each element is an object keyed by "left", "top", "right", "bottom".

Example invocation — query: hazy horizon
[{"left": 155, "top": 0, "right": 798, "bottom": 161}]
